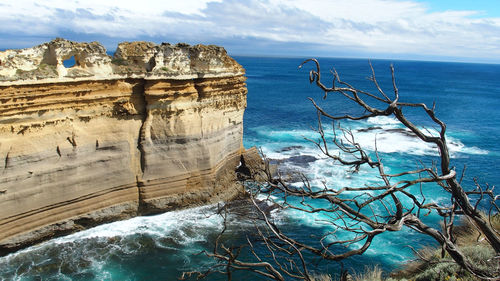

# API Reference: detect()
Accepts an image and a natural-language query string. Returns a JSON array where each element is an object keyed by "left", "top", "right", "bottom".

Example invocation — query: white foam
[
  {"left": 326, "top": 126, "right": 487, "bottom": 157},
  {"left": 354, "top": 128, "right": 434, "bottom": 155},
  {"left": 366, "top": 116, "right": 400, "bottom": 125},
  {"left": 13, "top": 204, "right": 221, "bottom": 251},
  {"left": 460, "top": 145, "right": 489, "bottom": 155},
  {"left": 255, "top": 193, "right": 279, "bottom": 202}
]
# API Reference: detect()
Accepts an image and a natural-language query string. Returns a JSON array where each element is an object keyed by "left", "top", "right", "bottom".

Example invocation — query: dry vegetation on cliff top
[{"left": 321, "top": 215, "right": 500, "bottom": 281}]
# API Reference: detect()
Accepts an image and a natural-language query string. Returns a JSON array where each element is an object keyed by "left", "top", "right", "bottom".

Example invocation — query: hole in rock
[{"left": 63, "top": 56, "right": 77, "bottom": 68}]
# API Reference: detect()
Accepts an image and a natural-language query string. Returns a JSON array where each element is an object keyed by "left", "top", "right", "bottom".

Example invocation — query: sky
[{"left": 1, "top": 0, "right": 500, "bottom": 63}]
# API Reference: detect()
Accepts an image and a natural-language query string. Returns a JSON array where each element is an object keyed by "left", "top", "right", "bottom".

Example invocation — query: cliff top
[{"left": 0, "top": 38, "right": 244, "bottom": 85}]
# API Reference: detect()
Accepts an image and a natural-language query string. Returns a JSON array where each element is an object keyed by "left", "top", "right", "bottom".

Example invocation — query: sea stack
[{"left": 0, "top": 39, "right": 249, "bottom": 255}]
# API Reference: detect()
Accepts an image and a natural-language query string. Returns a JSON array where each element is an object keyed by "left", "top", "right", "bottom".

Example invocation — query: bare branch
[{"left": 191, "top": 59, "right": 500, "bottom": 281}]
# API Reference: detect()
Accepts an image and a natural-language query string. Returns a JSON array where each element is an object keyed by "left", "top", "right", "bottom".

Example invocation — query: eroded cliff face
[{"left": 0, "top": 39, "right": 248, "bottom": 254}]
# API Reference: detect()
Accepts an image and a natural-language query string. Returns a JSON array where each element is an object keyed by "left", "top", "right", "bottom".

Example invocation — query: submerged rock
[
  {"left": 278, "top": 145, "right": 304, "bottom": 152},
  {"left": 356, "top": 126, "right": 382, "bottom": 132},
  {"left": 287, "top": 155, "right": 318, "bottom": 167},
  {"left": 270, "top": 155, "right": 318, "bottom": 167},
  {"left": 385, "top": 128, "right": 417, "bottom": 138}
]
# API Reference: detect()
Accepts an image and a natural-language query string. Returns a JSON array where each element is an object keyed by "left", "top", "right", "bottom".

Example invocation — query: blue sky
[
  {"left": 1, "top": 0, "right": 500, "bottom": 63},
  {"left": 421, "top": 0, "right": 500, "bottom": 17}
]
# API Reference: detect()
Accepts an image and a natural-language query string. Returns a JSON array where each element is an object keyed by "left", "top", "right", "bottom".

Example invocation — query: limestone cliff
[{"left": 0, "top": 39, "right": 248, "bottom": 255}]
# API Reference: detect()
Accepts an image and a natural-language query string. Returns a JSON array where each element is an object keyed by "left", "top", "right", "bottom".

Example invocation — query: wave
[
  {"left": 0, "top": 201, "right": 297, "bottom": 280},
  {"left": 51, "top": 205, "right": 223, "bottom": 243},
  {"left": 250, "top": 116, "right": 488, "bottom": 159},
  {"left": 0, "top": 205, "right": 228, "bottom": 280}
]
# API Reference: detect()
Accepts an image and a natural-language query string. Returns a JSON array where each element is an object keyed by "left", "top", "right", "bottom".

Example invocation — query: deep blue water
[{"left": 1, "top": 57, "right": 499, "bottom": 280}]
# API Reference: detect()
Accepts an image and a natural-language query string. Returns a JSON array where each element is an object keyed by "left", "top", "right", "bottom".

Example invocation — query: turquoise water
[{"left": 1, "top": 57, "right": 499, "bottom": 280}]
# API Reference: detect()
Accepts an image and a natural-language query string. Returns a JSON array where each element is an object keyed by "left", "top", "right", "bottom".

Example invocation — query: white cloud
[
  {"left": 270, "top": 0, "right": 426, "bottom": 23},
  {"left": 1, "top": 0, "right": 500, "bottom": 61}
]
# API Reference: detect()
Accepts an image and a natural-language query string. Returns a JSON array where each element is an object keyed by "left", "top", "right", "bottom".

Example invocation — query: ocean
[{"left": 1, "top": 57, "right": 499, "bottom": 280}]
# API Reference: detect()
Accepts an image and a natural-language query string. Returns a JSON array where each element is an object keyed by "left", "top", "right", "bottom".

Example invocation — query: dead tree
[{"left": 183, "top": 60, "right": 500, "bottom": 280}]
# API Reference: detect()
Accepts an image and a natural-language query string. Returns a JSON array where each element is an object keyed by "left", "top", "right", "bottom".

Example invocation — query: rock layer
[{"left": 0, "top": 39, "right": 248, "bottom": 255}]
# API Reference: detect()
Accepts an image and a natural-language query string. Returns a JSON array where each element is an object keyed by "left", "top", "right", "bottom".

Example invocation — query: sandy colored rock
[
  {"left": 0, "top": 38, "right": 244, "bottom": 83},
  {"left": 0, "top": 39, "right": 248, "bottom": 255}
]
